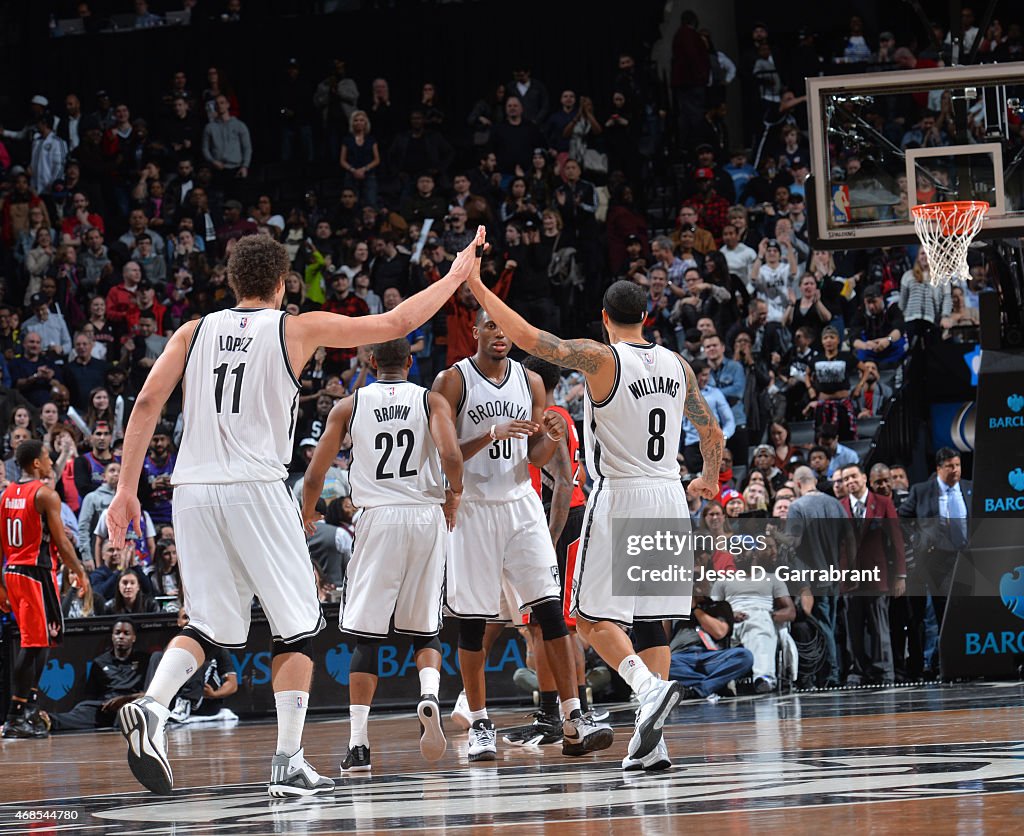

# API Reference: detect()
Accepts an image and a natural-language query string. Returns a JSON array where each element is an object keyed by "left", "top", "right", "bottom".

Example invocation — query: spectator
[
  {"left": 314, "top": 58, "right": 360, "bottom": 163},
  {"left": 148, "top": 539, "right": 181, "bottom": 600},
  {"left": 400, "top": 173, "right": 447, "bottom": 227},
  {"left": 702, "top": 332, "right": 747, "bottom": 465},
  {"left": 491, "top": 96, "right": 546, "bottom": 177},
  {"left": 30, "top": 114, "right": 68, "bottom": 196},
  {"left": 806, "top": 325, "right": 858, "bottom": 437},
  {"left": 127, "top": 281, "right": 171, "bottom": 336},
  {"left": 25, "top": 228, "right": 57, "bottom": 305},
  {"left": 125, "top": 311, "right": 168, "bottom": 389},
  {"left": 369, "top": 234, "right": 411, "bottom": 298},
  {"left": 10, "top": 332, "right": 62, "bottom": 408},
  {"left": 77, "top": 228, "right": 112, "bottom": 293},
  {"left": 276, "top": 58, "right": 315, "bottom": 163},
  {"left": 77, "top": 461, "right": 119, "bottom": 565},
  {"left": 21, "top": 293, "right": 72, "bottom": 358},
  {"left": 340, "top": 110, "right": 380, "bottom": 208},
  {"left": 508, "top": 65, "right": 550, "bottom": 124},
  {"left": 119, "top": 209, "right": 166, "bottom": 255},
  {"left": 60, "top": 192, "right": 105, "bottom": 247},
  {"left": 668, "top": 597, "right": 752, "bottom": 701},
  {"left": 94, "top": 505, "right": 157, "bottom": 568},
  {"left": 74, "top": 420, "right": 116, "bottom": 498},
  {"left": 143, "top": 422, "right": 176, "bottom": 526},
  {"left": 941, "top": 285, "right": 979, "bottom": 340},
  {"left": 63, "top": 331, "right": 108, "bottom": 412},
  {"left": 321, "top": 271, "right": 369, "bottom": 370},
  {"left": 851, "top": 360, "right": 892, "bottom": 418},
  {"left": 388, "top": 110, "right": 454, "bottom": 188},
  {"left": 684, "top": 168, "right": 731, "bottom": 241},
  {"left": 46, "top": 619, "right": 149, "bottom": 731},
  {"left": 3, "top": 427, "right": 33, "bottom": 482},
  {"left": 898, "top": 448, "right": 971, "bottom": 679},
  {"left": 750, "top": 236, "right": 798, "bottom": 324},
  {"left": 304, "top": 497, "right": 355, "bottom": 592},
  {"left": 643, "top": 266, "right": 677, "bottom": 350},
  {"left": 671, "top": 10, "right": 711, "bottom": 147},
  {"left": 817, "top": 423, "right": 858, "bottom": 477},
  {"left": 851, "top": 284, "right": 907, "bottom": 368},
  {"left": 681, "top": 359, "right": 735, "bottom": 474},
  {"left": 898, "top": 250, "right": 950, "bottom": 343},
  {"left": 710, "top": 549, "right": 796, "bottom": 692},
  {"left": 840, "top": 463, "right": 905, "bottom": 686},
  {"left": 202, "top": 94, "right": 251, "bottom": 185},
  {"left": 104, "top": 567, "right": 159, "bottom": 615},
  {"left": 606, "top": 185, "right": 649, "bottom": 272},
  {"left": 105, "top": 260, "right": 143, "bottom": 328}
]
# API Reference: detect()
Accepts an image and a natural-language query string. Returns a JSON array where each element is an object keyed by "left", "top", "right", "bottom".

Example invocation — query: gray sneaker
[
  {"left": 269, "top": 748, "right": 335, "bottom": 797},
  {"left": 628, "top": 678, "right": 683, "bottom": 760},
  {"left": 119, "top": 697, "right": 173, "bottom": 795}
]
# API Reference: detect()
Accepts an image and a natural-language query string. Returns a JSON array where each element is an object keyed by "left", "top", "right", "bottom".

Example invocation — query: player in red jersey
[{"left": 0, "top": 440, "right": 90, "bottom": 739}]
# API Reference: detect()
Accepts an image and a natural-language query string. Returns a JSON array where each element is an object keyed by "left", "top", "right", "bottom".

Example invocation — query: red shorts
[{"left": 3, "top": 566, "right": 63, "bottom": 648}]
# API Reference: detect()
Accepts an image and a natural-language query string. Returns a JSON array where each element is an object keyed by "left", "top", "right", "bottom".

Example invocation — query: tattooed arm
[
  {"left": 678, "top": 355, "right": 725, "bottom": 499},
  {"left": 465, "top": 254, "right": 617, "bottom": 398}
]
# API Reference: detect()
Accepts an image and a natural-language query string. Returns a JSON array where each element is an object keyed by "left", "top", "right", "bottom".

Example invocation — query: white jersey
[
  {"left": 454, "top": 357, "right": 533, "bottom": 503},
  {"left": 348, "top": 380, "right": 444, "bottom": 509},
  {"left": 173, "top": 308, "right": 300, "bottom": 485},
  {"left": 583, "top": 341, "right": 687, "bottom": 481}
]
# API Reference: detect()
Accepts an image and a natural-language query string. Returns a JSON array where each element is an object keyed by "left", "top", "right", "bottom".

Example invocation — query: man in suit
[
  {"left": 898, "top": 447, "right": 972, "bottom": 679},
  {"left": 840, "top": 463, "right": 906, "bottom": 685},
  {"left": 870, "top": 461, "right": 913, "bottom": 680}
]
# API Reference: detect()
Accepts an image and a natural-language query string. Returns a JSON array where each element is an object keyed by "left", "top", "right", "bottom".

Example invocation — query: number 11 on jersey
[{"left": 214, "top": 363, "right": 246, "bottom": 414}]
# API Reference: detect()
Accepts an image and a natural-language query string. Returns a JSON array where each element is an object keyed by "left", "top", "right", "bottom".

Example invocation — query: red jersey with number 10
[
  {"left": 0, "top": 481, "right": 56, "bottom": 570},
  {"left": 529, "top": 405, "right": 586, "bottom": 509}
]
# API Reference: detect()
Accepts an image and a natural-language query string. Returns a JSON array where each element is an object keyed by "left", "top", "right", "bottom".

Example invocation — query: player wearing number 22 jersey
[
  {"left": 105, "top": 232, "right": 486, "bottom": 796},
  {"left": 465, "top": 271, "right": 725, "bottom": 772}
]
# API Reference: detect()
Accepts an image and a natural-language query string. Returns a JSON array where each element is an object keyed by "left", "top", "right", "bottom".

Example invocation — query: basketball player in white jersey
[
  {"left": 106, "top": 228, "right": 486, "bottom": 796},
  {"left": 300, "top": 338, "right": 463, "bottom": 772},
  {"left": 466, "top": 261, "right": 724, "bottom": 771},
  {"left": 433, "top": 309, "right": 614, "bottom": 760}
]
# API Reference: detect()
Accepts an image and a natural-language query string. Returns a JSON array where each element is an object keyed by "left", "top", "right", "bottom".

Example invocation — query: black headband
[{"left": 603, "top": 299, "right": 646, "bottom": 325}]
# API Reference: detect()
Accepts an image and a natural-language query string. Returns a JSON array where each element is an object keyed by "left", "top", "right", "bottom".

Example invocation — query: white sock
[
  {"left": 418, "top": 667, "right": 440, "bottom": 698},
  {"left": 146, "top": 647, "right": 201, "bottom": 708},
  {"left": 618, "top": 655, "right": 655, "bottom": 695},
  {"left": 349, "top": 704, "right": 370, "bottom": 748},
  {"left": 468, "top": 708, "right": 488, "bottom": 723},
  {"left": 274, "top": 690, "right": 308, "bottom": 756},
  {"left": 561, "top": 697, "right": 581, "bottom": 718}
]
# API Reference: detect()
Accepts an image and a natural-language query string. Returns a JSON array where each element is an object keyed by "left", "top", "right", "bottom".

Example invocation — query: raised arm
[
  {"left": 678, "top": 356, "right": 725, "bottom": 499},
  {"left": 108, "top": 321, "right": 197, "bottom": 547},
  {"left": 291, "top": 229, "right": 484, "bottom": 359},
  {"left": 301, "top": 397, "right": 354, "bottom": 533},
  {"left": 465, "top": 249, "right": 616, "bottom": 399}
]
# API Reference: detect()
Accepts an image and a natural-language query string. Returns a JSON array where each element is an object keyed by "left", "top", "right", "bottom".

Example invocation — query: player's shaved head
[
  {"left": 603, "top": 280, "right": 647, "bottom": 326},
  {"left": 523, "top": 355, "right": 562, "bottom": 392},
  {"left": 370, "top": 338, "right": 411, "bottom": 371}
]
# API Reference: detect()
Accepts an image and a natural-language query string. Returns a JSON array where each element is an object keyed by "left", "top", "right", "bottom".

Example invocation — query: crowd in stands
[{"left": 0, "top": 4, "right": 1003, "bottom": 703}]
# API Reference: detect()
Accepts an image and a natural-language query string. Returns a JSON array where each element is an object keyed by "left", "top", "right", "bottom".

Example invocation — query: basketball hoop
[{"left": 910, "top": 201, "right": 988, "bottom": 286}]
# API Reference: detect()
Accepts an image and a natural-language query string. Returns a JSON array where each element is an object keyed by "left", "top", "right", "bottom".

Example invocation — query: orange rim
[{"left": 910, "top": 200, "right": 988, "bottom": 235}]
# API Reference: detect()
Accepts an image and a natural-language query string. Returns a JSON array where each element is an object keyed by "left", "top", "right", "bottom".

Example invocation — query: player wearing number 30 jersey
[
  {"left": 105, "top": 229, "right": 488, "bottom": 797},
  {"left": 467, "top": 265, "right": 725, "bottom": 773}
]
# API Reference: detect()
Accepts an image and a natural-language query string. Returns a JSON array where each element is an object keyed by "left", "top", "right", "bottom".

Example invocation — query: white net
[{"left": 910, "top": 201, "right": 988, "bottom": 286}]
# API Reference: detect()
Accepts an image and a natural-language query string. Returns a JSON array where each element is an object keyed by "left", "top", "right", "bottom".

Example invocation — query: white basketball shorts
[
  {"left": 445, "top": 492, "right": 560, "bottom": 620},
  {"left": 173, "top": 481, "right": 326, "bottom": 647},
  {"left": 570, "top": 477, "right": 693, "bottom": 626},
  {"left": 341, "top": 504, "right": 446, "bottom": 638}
]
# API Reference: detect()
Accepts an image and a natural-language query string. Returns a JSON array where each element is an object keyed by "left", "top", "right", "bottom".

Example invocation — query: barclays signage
[
  {"left": 963, "top": 567, "right": 1024, "bottom": 656},
  {"left": 982, "top": 468, "right": 1024, "bottom": 513},
  {"left": 988, "top": 394, "right": 1024, "bottom": 428}
]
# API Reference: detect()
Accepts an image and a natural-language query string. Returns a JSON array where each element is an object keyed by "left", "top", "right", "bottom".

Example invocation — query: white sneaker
[
  {"left": 627, "top": 677, "right": 683, "bottom": 760},
  {"left": 562, "top": 711, "right": 614, "bottom": 756},
  {"left": 622, "top": 737, "right": 672, "bottom": 772},
  {"left": 269, "top": 748, "right": 335, "bottom": 797},
  {"left": 417, "top": 695, "right": 447, "bottom": 762},
  {"left": 467, "top": 718, "right": 497, "bottom": 761},
  {"left": 451, "top": 690, "right": 471, "bottom": 731},
  {"left": 119, "top": 696, "right": 173, "bottom": 795}
]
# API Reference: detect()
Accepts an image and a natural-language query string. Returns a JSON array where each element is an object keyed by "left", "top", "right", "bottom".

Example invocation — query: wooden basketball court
[{"left": 2, "top": 682, "right": 1022, "bottom": 833}]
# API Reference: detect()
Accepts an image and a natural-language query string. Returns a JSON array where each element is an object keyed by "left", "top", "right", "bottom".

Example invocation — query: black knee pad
[
  {"left": 632, "top": 621, "right": 668, "bottom": 651},
  {"left": 412, "top": 635, "right": 442, "bottom": 654},
  {"left": 533, "top": 600, "right": 569, "bottom": 641},
  {"left": 458, "top": 619, "right": 486, "bottom": 652},
  {"left": 350, "top": 640, "right": 380, "bottom": 675},
  {"left": 272, "top": 637, "right": 314, "bottom": 661},
  {"left": 180, "top": 626, "right": 219, "bottom": 658}
]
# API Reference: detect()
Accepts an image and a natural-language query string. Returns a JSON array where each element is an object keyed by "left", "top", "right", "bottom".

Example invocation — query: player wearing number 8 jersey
[
  {"left": 466, "top": 262, "right": 725, "bottom": 772},
  {"left": 106, "top": 229, "right": 488, "bottom": 797}
]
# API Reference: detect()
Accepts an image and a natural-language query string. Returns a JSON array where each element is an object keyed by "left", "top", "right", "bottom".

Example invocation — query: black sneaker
[
  {"left": 341, "top": 744, "right": 371, "bottom": 772},
  {"left": 24, "top": 704, "right": 50, "bottom": 737},
  {"left": 2, "top": 713, "right": 46, "bottom": 739},
  {"left": 562, "top": 710, "right": 614, "bottom": 757},
  {"left": 502, "top": 711, "right": 562, "bottom": 746},
  {"left": 417, "top": 695, "right": 447, "bottom": 762}
]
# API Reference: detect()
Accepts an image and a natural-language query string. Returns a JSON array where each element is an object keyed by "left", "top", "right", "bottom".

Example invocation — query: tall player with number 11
[{"left": 106, "top": 229, "right": 487, "bottom": 796}]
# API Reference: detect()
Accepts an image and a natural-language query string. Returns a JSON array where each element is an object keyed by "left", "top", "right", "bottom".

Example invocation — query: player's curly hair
[{"left": 227, "top": 235, "right": 290, "bottom": 302}]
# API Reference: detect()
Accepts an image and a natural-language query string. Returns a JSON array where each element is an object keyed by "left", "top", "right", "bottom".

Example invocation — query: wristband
[
  {"left": 546, "top": 431, "right": 559, "bottom": 441},
  {"left": 475, "top": 245, "right": 485, "bottom": 257},
  {"left": 489, "top": 424, "right": 498, "bottom": 441}
]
